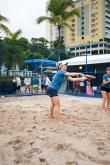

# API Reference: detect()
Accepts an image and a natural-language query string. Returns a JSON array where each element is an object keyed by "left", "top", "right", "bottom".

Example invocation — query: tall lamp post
[
  {"left": 85, "top": 45, "right": 88, "bottom": 74},
  {"left": 85, "top": 44, "right": 88, "bottom": 95},
  {"left": 0, "top": 39, "right": 3, "bottom": 76}
]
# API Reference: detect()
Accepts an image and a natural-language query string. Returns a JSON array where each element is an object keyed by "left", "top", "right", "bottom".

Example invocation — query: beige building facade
[{"left": 65, "top": 0, "right": 110, "bottom": 56}]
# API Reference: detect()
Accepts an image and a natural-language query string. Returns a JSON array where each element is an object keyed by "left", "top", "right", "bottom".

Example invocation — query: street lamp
[
  {"left": 0, "top": 39, "right": 3, "bottom": 76},
  {"left": 85, "top": 45, "right": 88, "bottom": 74}
]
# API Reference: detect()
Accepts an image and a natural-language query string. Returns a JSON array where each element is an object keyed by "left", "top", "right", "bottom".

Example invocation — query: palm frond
[
  {"left": 14, "top": 29, "right": 22, "bottom": 38},
  {"left": 63, "top": 22, "right": 71, "bottom": 29},
  {"left": 8, "top": 29, "right": 22, "bottom": 40},
  {"left": 64, "top": 8, "right": 80, "bottom": 19},
  {"left": 36, "top": 16, "right": 56, "bottom": 24},
  {"left": 0, "top": 14, "right": 9, "bottom": 22},
  {"left": 0, "top": 23, "right": 10, "bottom": 34}
]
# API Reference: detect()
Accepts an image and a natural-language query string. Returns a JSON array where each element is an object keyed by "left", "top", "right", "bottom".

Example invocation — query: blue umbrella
[
  {"left": 25, "top": 59, "right": 57, "bottom": 67},
  {"left": 24, "top": 59, "right": 57, "bottom": 74}
]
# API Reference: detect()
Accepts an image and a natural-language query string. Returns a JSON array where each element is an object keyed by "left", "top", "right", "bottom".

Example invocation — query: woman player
[
  {"left": 101, "top": 67, "right": 110, "bottom": 110},
  {"left": 47, "top": 62, "right": 87, "bottom": 121}
]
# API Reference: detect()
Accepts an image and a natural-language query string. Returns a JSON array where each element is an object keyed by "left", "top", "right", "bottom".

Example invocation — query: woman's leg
[
  {"left": 49, "top": 97, "right": 55, "bottom": 118},
  {"left": 28, "top": 86, "right": 31, "bottom": 93},
  {"left": 51, "top": 96, "right": 61, "bottom": 120},
  {"left": 34, "top": 88, "right": 37, "bottom": 94},
  {"left": 36, "top": 87, "right": 38, "bottom": 93},
  {"left": 107, "top": 92, "right": 110, "bottom": 109},
  {"left": 101, "top": 91, "right": 108, "bottom": 110},
  {"left": 25, "top": 86, "right": 27, "bottom": 93}
]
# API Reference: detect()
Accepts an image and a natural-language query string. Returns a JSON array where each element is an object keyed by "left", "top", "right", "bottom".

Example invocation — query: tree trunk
[
  {"left": 57, "top": 26, "right": 61, "bottom": 49},
  {"left": 58, "top": 26, "right": 61, "bottom": 41}
]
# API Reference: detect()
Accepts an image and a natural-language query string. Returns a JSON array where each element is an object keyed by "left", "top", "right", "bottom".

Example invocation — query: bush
[{"left": 0, "top": 76, "right": 13, "bottom": 83}]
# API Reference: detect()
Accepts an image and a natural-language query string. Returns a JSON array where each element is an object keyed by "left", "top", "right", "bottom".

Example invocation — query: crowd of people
[
  {"left": 73, "top": 79, "right": 93, "bottom": 96},
  {"left": 11, "top": 73, "right": 51, "bottom": 94}
]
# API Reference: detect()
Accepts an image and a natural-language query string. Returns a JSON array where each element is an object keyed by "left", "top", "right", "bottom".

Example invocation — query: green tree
[
  {"left": 29, "top": 37, "right": 50, "bottom": 59},
  {"left": 37, "top": 0, "right": 79, "bottom": 44},
  {"left": 2, "top": 29, "right": 30, "bottom": 69},
  {"left": 0, "top": 14, "right": 10, "bottom": 35}
]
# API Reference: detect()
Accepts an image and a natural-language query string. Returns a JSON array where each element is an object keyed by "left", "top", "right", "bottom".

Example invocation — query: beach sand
[{"left": 0, "top": 95, "right": 110, "bottom": 165}]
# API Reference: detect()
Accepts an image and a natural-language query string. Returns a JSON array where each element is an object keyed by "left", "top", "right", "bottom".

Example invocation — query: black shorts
[
  {"left": 45, "top": 85, "right": 48, "bottom": 90},
  {"left": 41, "top": 85, "right": 45, "bottom": 89},
  {"left": 17, "top": 86, "right": 21, "bottom": 90},
  {"left": 46, "top": 87, "right": 58, "bottom": 97},
  {"left": 101, "top": 86, "right": 110, "bottom": 92}
]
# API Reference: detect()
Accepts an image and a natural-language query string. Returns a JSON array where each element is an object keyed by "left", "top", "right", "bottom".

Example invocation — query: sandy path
[{"left": 0, "top": 95, "right": 110, "bottom": 165}]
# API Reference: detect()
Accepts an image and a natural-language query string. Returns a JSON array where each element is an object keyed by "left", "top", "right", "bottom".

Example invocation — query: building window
[
  {"left": 76, "top": 47, "right": 79, "bottom": 50},
  {"left": 82, "top": 36, "right": 84, "bottom": 40},
  {"left": 104, "top": 43, "right": 107, "bottom": 47},
  {"left": 70, "top": 48, "right": 75, "bottom": 51},
  {"left": 91, "top": 13, "right": 96, "bottom": 17},
  {"left": 71, "top": 24, "right": 75, "bottom": 27},
  {"left": 91, "top": 23, "right": 96, "bottom": 28},
  {"left": 87, "top": 45, "right": 90, "bottom": 48},
  {"left": 72, "top": 33, "right": 75, "bottom": 37},
  {"left": 99, "top": 50, "right": 103, "bottom": 54},
  {"left": 76, "top": 53, "right": 79, "bottom": 56},
  {"left": 92, "top": 44, "right": 98, "bottom": 48},
  {"left": 91, "top": 18, "right": 96, "bottom": 22},
  {"left": 92, "top": 50, "right": 98, "bottom": 55},
  {"left": 91, "top": 29, "right": 96, "bottom": 33},
  {"left": 80, "top": 46, "right": 85, "bottom": 49},
  {"left": 71, "top": 19, "right": 75, "bottom": 22}
]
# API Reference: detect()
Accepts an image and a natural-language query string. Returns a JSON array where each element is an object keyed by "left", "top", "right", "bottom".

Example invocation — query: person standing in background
[
  {"left": 44, "top": 74, "right": 51, "bottom": 92},
  {"left": 12, "top": 76, "right": 17, "bottom": 94},
  {"left": 41, "top": 74, "right": 46, "bottom": 93},
  {"left": 101, "top": 67, "right": 110, "bottom": 110},
  {"left": 16, "top": 75, "right": 21, "bottom": 94},
  {"left": 24, "top": 75, "right": 31, "bottom": 93},
  {"left": 86, "top": 79, "right": 92, "bottom": 96},
  {"left": 31, "top": 74, "right": 39, "bottom": 94}
]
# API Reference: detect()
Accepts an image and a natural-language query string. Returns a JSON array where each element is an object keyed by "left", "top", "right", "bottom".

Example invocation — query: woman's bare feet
[
  {"left": 49, "top": 113, "right": 54, "bottom": 119},
  {"left": 102, "top": 107, "right": 107, "bottom": 111}
]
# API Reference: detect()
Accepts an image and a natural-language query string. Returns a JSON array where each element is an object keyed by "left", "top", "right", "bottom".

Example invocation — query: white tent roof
[{"left": 59, "top": 54, "right": 110, "bottom": 66}]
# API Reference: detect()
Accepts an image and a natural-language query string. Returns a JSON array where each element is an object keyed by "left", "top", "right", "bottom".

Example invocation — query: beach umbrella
[{"left": 24, "top": 59, "right": 57, "bottom": 74}]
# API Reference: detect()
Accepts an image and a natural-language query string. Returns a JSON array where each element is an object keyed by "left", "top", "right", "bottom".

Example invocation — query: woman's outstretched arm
[
  {"left": 67, "top": 76, "right": 87, "bottom": 82},
  {"left": 65, "top": 72, "right": 85, "bottom": 77}
]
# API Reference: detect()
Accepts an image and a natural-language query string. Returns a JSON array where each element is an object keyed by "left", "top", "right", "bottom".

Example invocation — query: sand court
[{"left": 0, "top": 95, "right": 110, "bottom": 165}]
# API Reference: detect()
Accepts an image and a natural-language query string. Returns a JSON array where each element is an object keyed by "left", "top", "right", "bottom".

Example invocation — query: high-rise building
[
  {"left": 45, "top": 13, "right": 65, "bottom": 47},
  {"left": 65, "top": 0, "right": 110, "bottom": 56}
]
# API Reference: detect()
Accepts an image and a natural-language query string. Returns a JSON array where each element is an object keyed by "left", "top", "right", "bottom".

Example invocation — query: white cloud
[{"left": 0, "top": 0, "right": 48, "bottom": 40}]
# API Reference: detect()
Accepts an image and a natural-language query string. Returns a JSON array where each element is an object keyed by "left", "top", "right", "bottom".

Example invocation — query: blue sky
[{"left": 0, "top": 0, "right": 47, "bottom": 39}]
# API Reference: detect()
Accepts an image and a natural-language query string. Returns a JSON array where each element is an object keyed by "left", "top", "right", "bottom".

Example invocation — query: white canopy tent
[{"left": 59, "top": 54, "right": 110, "bottom": 66}]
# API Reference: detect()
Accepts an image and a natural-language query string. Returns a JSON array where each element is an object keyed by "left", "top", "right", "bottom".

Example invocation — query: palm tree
[
  {"left": 3, "top": 29, "right": 23, "bottom": 69},
  {"left": 8, "top": 29, "right": 22, "bottom": 40},
  {"left": 37, "top": 0, "right": 80, "bottom": 41},
  {"left": 0, "top": 14, "right": 10, "bottom": 35}
]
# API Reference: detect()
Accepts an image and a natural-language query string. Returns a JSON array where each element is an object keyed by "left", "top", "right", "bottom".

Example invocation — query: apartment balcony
[
  {"left": 105, "top": 17, "right": 110, "bottom": 23},
  {"left": 105, "top": 12, "right": 110, "bottom": 18},
  {"left": 105, "top": 22, "right": 110, "bottom": 27}
]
